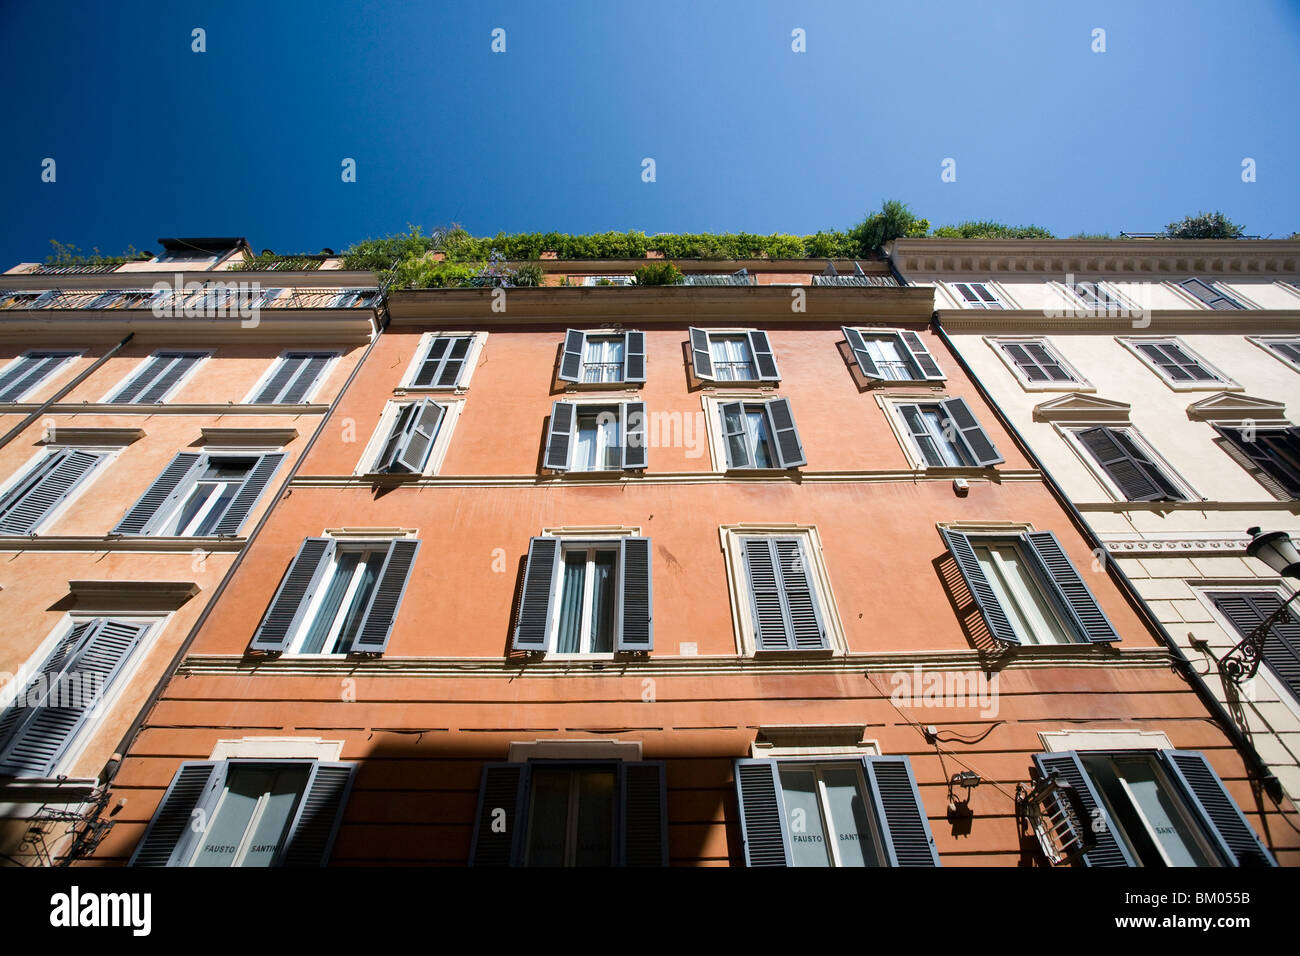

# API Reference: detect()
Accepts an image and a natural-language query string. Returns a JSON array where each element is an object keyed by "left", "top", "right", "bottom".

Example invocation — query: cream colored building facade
[{"left": 890, "top": 237, "right": 1300, "bottom": 801}]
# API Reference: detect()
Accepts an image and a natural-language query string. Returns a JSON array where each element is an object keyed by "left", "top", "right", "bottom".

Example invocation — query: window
[
  {"left": 108, "top": 351, "right": 206, "bottom": 404},
  {"left": 1214, "top": 425, "right": 1300, "bottom": 499},
  {"left": 718, "top": 398, "right": 805, "bottom": 469},
  {"left": 1207, "top": 590, "right": 1300, "bottom": 704},
  {"left": 896, "top": 397, "right": 1004, "bottom": 467},
  {"left": 1250, "top": 336, "right": 1300, "bottom": 373},
  {"left": 112, "top": 452, "right": 284, "bottom": 536},
  {"left": 1179, "top": 278, "right": 1246, "bottom": 310},
  {"left": 251, "top": 351, "right": 336, "bottom": 404},
  {"left": 842, "top": 327, "right": 944, "bottom": 382},
  {"left": 740, "top": 536, "right": 826, "bottom": 651},
  {"left": 513, "top": 536, "right": 652, "bottom": 654},
  {"left": 1127, "top": 339, "right": 1223, "bottom": 385},
  {"left": 941, "top": 528, "right": 1120, "bottom": 645},
  {"left": 470, "top": 760, "right": 666, "bottom": 866},
  {"left": 410, "top": 334, "right": 475, "bottom": 388},
  {"left": 1034, "top": 750, "right": 1275, "bottom": 867},
  {"left": 372, "top": 400, "right": 447, "bottom": 474},
  {"left": 734, "top": 756, "right": 938, "bottom": 867},
  {"left": 249, "top": 537, "right": 421, "bottom": 656},
  {"left": 994, "top": 338, "right": 1081, "bottom": 386},
  {"left": 1073, "top": 426, "right": 1187, "bottom": 501},
  {"left": 688, "top": 328, "right": 779, "bottom": 382},
  {"left": 131, "top": 759, "right": 355, "bottom": 867},
  {"left": 0, "top": 449, "right": 105, "bottom": 534},
  {"left": 580, "top": 275, "right": 635, "bottom": 287},
  {"left": 0, "top": 618, "right": 151, "bottom": 777},
  {"left": 0, "top": 350, "right": 78, "bottom": 402},
  {"left": 950, "top": 281, "right": 1005, "bottom": 309},
  {"left": 557, "top": 330, "right": 645, "bottom": 384},
  {"left": 1061, "top": 280, "right": 1134, "bottom": 314},
  {"left": 544, "top": 401, "right": 646, "bottom": 472}
]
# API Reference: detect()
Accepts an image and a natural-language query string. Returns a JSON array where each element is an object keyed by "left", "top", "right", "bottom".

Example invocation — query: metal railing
[
  {"left": 0, "top": 287, "right": 379, "bottom": 312},
  {"left": 812, "top": 275, "right": 900, "bottom": 287}
]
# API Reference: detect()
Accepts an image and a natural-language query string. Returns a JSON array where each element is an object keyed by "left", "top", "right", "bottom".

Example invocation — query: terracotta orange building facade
[{"left": 79, "top": 258, "right": 1299, "bottom": 867}]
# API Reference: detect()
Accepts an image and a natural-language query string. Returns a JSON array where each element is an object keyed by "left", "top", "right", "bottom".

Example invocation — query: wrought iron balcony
[{"left": 0, "top": 286, "right": 379, "bottom": 312}]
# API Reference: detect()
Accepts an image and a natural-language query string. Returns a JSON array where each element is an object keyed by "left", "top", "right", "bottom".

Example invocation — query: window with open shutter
[
  {"left": 734, "top": 755, "right": 938, "bottom": 867},
  {"left": 0, "top": 449, "right": 104, "bottom": 534},
  {"left": 741, "top": 537, "right": 826, "bottom": 651},
  {"left": 1032, "top": 752, "right": 1134, "bottom": 866},
  {"left": 131, "top": 760, "right": 355, "bottom": 867},
  {"left": 617, "top": 537, "right": 653, "bottom": 651},
  {"left": 113, "top": 452, "right": 285, "bottom": 536},
  {"left": 1075, "top": 426, "right": 1186, "bottom": 501},
  {"left": 1214, "top": 426, "right": 1300, "bottom": 499},
  {"left": 0, "top": 618, "right": 149, "bottom": 777},
  {"left": 1208, "top": 591, "right": 1300, "bottom": 704},
  {"left": 688, "top": 328, "right": 714, "bottom": 380},
  {"left": 109, "top": 351, "right": 206, "bottom": 404},
  {"left": 374, "top": 399, "right": 446, "bottom": 474},
  {"left": 0, "top": 351, "right": 77, "bottom": 402},
  {"left": 718, "top": 400, "right": 805, "bottom": 470},
  {"left": 841, "top": 328, "right": 943, "bottom": 382},
  {"left": 470, "top": 760, "right": 666, "bottom": 866}
]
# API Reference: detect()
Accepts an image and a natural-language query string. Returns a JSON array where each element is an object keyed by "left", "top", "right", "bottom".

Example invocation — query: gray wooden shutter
[
  {"left": 558, "top": 330, "right": 585, "bottom": 382},
  {"left": 0, "top": 622, "right": 91, "bottom": 774},
  {"left": 253, "top": 355, "right": 300, "bottom": 403},
  {"left": 137, "top": 353, "right": 202, "bottom": 403},
  {"left": 938, "top": 529, "right": 1020, "bottom": 644},
  {"left": 1208, "top": 592, "right": 1300, "bottom": 702},
  {"left": 939, "top": 396, "right": 1004, "bottom": 466},
  {"left": 0, "top": 619, "right": 147, "bottom": 777},
  {"left": 765, "top": 398, "right": 806, "bottom": 468},
  {"left": 841, "top": 327, "right": 880, "bottom": 379},
  {"left": 112, "top": 452, "right": 205, "bottom": 535},
  {"left": 514, "top": 537, "right": 559, "bottom": 650},
  {"left": 1214, "top": 426, "right": 1300, "bottom": 499},
  {"left": 279, "top": 761, "right": 356, "bottom": 866},
  {"left": 1076, "top": 427, "right": 1173, "bottom": 501},
  {"left": 1032, "top": 752, "right": 1134, "bottom": 866},
  {"left": 863, "top": 756, "right": 940, "bottom": 866},
  {"left": 110, "top": 354, "right": 170, "bottom": 403},
  {"left": 617, "top": 536, "right": 653, "bottom": 652},
  {"left": 394, "top": 400, "right": 445, "bottom": 474},
  {"left": 748, "top": 330, "right": 780, "bottom": 380},
  {"left": 743, "top": 538, "right": 790, "bottom": 649},
  {"left": 622, "top": 401, "right": 647, "bottom": 470},
  {"left": 212, "top": 453, "right": 286, "bottom": 535},
  {"left": 249, "top": 537, "right": 335, "bottom": 652},
  {"left": 619, "top": 761, "right": 667, "bottom": 866},
  {"left": 898, "top": 330, "right": 944, "bottom": 380},
  {"left": 129, "top": 761, "right": 225, "bottom": 866},
  {"left": 688, "top": 328, "right": 714, "bottom": 380},
  {"left": 733, "top": 759, "right": 791, "bottom": 866},
  {"left": 0, "top": 352, "right": 73, "bottom": 402},
  {"left": 280, "top": 353, "right": 332, "bottom": 402},
  {"left": 775, "top": 537, "right": 826, "bottom": 649},
  {"left": 469, "top": 763, "right": 527, "bottom": 865},
  {"left": 719, "top": 401, "right": 750, "bottom": 468},
  {"left": 1022, "top": 531, "right": 1120, "bottom": 643},
  {"left": 349, "top": 538, "right": 420, "bottom": 654},
  {"left": 1158, "top": 750, "right": 1276, "bottom": 867},
  {"left": 0, "top": 449, "right": 103, "bottom": 534},
  {"left": 544, "top": 402, "right": 575, "bottom": 471},
  {"left": 374, "top": 402, "right": 418, "bottom": 472},
  {"left": 624, "top": 331, "right": 646, "bottom": 383}
]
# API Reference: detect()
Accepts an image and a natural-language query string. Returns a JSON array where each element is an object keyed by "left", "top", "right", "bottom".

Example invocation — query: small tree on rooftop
[
  {"left": 1165, "top": 211, "right": 1244, "bottom": 239},
  {"left": 849, "top": 200, "right": 929, "bottom": 255}
]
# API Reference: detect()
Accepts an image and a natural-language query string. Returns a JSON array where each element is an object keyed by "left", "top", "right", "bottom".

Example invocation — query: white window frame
[
  {"left": 179, "top": 760, "right": 315, "bottom": 867},
  {"left": 943, "top": 280, "right": 1013, "bottom": 310},
  {"left": 774, "top": 759, "right": 888, "bottom": 867},
  {"left": 397, "top": 332, "right": 487, "bottom": 392},
  {"left": 1058, "top": 421, "right": 1200, "bottom": 503},
  {"left": 719, "top": 523, "right": 847, "bottom": 657},
  {"left": 1169, "top": 278, "right": 1257, "bottom": 311},
  {"left": 532, "top": 527, "right": 642, "bottom": 660},
  {"left": 151, "top": 450, "right": 274, "bottom": 537},
  {"left": 544, "top": 540, "right": 623, "bottom": 657},
  {"left": 701, "top": 394, "right": 788, "bottom": 473},
  {"left": 242, "top": 350, "right": 340, "bottom": 405},
  {"left": 0, "top": 445, "right": 120, "bottom": 535},
  {"left": 0, "top": 612, "right": 165, "bottom": 778},
  {"left": 965, "top": 535, "right": 1078, "bottom": 646},
  {"left": 355, "top": 398, "right": 463, "bottom": 476},
  {"left": 0, "top": 349, "right": 83, "bottom": 403},
  {"left": 575, "top": 330, "right": 630, "bottom": 385},
  {"left": 984, "top": 336, "right": 1091, "bottom": 391},
  {"left": 703, "top": 330, "right": 761, "bottom": 383},
  {"left": 99, "top": 350, "right": 212, "bottom": 404},
  {"left": 1247, "top": 335, "right": 1300, "bottom": 375},
  {"left": 282, "top": 539, "right": 397, "bottom": 657},
  {"left": 1117, "top": 336, "right": 1240, "bottom": 392},
  {"left": 878, "top": 394, "right": 980, "bottom": 470}
]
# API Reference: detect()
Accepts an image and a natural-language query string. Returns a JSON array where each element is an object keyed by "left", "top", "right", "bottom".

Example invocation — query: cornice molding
[
  {"left": 178, "top": 645, "right": 1173, "bottom": 678},
  {"left": 0, "top": 314, "right": 375, "bottom": 345},
  {"left": 68, "top": 579, "right": 200, "bottom": 610},
  {"left": 0, "top": 535, "right": 244, "bottom": 553},
  {"left": 937, "top": 308, "right": 1300, "bottom": 334},
  {"left": 22, "top": 402, "right": 330, "bottom": 416},
  {"left": 199, "top": 426, "right": 300, "bottom": 446},
  {"left": 38, "top": 426, "right": 145, "bottom": 446},
  {"left": 1185, "top": 392, "right": 1289, "bottom": 423},
  {"left": 1097, "top": 535, "right": 1252, "bottom": 556},
  {"left": 1034, "top": 393, "right": 1131, "bottom": 423},
  {"left": 888, "top": 238, "right": 1300, "bottom": 278}
]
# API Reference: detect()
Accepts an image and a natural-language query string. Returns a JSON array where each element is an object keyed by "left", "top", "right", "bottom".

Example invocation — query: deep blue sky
[{"left": 2, "top": 0, "right": 1298, "bottom": 266}]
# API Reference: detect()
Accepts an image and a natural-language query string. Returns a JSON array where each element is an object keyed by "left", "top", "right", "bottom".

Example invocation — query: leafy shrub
[
  {"left": 633, "top": 262, "right": 684, "bottom": 286},
  {"left": 1165, "top": 211, "right": 1243, "bottom": 239}
]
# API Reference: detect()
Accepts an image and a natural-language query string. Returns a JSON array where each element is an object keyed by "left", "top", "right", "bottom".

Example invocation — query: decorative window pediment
[
  {"left": 1185, "top": 391, "right": 1289, "bottom": 425},
  {"left": 1033, "top": 392, "right": 1131, "bottom": 424}
]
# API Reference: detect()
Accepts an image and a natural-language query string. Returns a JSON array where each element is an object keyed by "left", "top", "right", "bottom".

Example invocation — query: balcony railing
[
  {"left": 812, "top": 275, "right": 900, "bottom": 287},
  {"left": 227, "top": 255, "right": 330, "bottom": 272},
  {"left": 677, "top": 270, "right": 757, "bottom": 286},
  {"left": 0, "top": 287, "right": 379, "bottom": 312}
]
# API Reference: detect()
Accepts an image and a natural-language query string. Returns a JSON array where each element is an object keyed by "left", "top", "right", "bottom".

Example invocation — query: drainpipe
[
  {"left": 931, "top": 314, "right": 1285, "bottom": 804},
  {"left": 0, "top": 333, "right": 134, "bottom": 452},
  {"left": 98, "top": 292, "right": 391, "bottom": 800}
]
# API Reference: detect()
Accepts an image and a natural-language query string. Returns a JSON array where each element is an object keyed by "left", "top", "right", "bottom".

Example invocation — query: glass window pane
[
  {"left": 525, "top": 767, "right": 571, "bottom": 866},
  {"left": 297, "top": 552, "right": 361, "bottom": 654},
  {"left": 239, "top": 766, "right": 309, "bottom": 867},
  {"left": 556, "top": 552, "right": 587, "bottom": 653},
  {"left": 1112, "top": 757, "right": 1213, "bottom": 867},
  {"left": 589, "top": 551, "right": 617, "bottom": 653},
  {"left": 822, "top": 767, "right": 879, "bottom": 867},
  {"left": 574, "top": 412, "right": 599, "bottom": 471},
  {"left": 779, "top": 768, "right": 831, "bottom": 866},
  {"left": 335, "top": 551, "right": 386, "bottom": 651},
  {"left": 747, "top": 409, "right": 774, "bottom": 468},
  {"left": 573, "top": 769, "right": 616, "bottom": 866},
  {"left": 192, "top": 482, "right": 239, "bottom": 536}
]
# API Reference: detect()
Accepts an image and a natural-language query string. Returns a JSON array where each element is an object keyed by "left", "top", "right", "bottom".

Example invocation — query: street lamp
[{"left": 1220, "top": 528, "right": 1300, "bottom": 684}]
